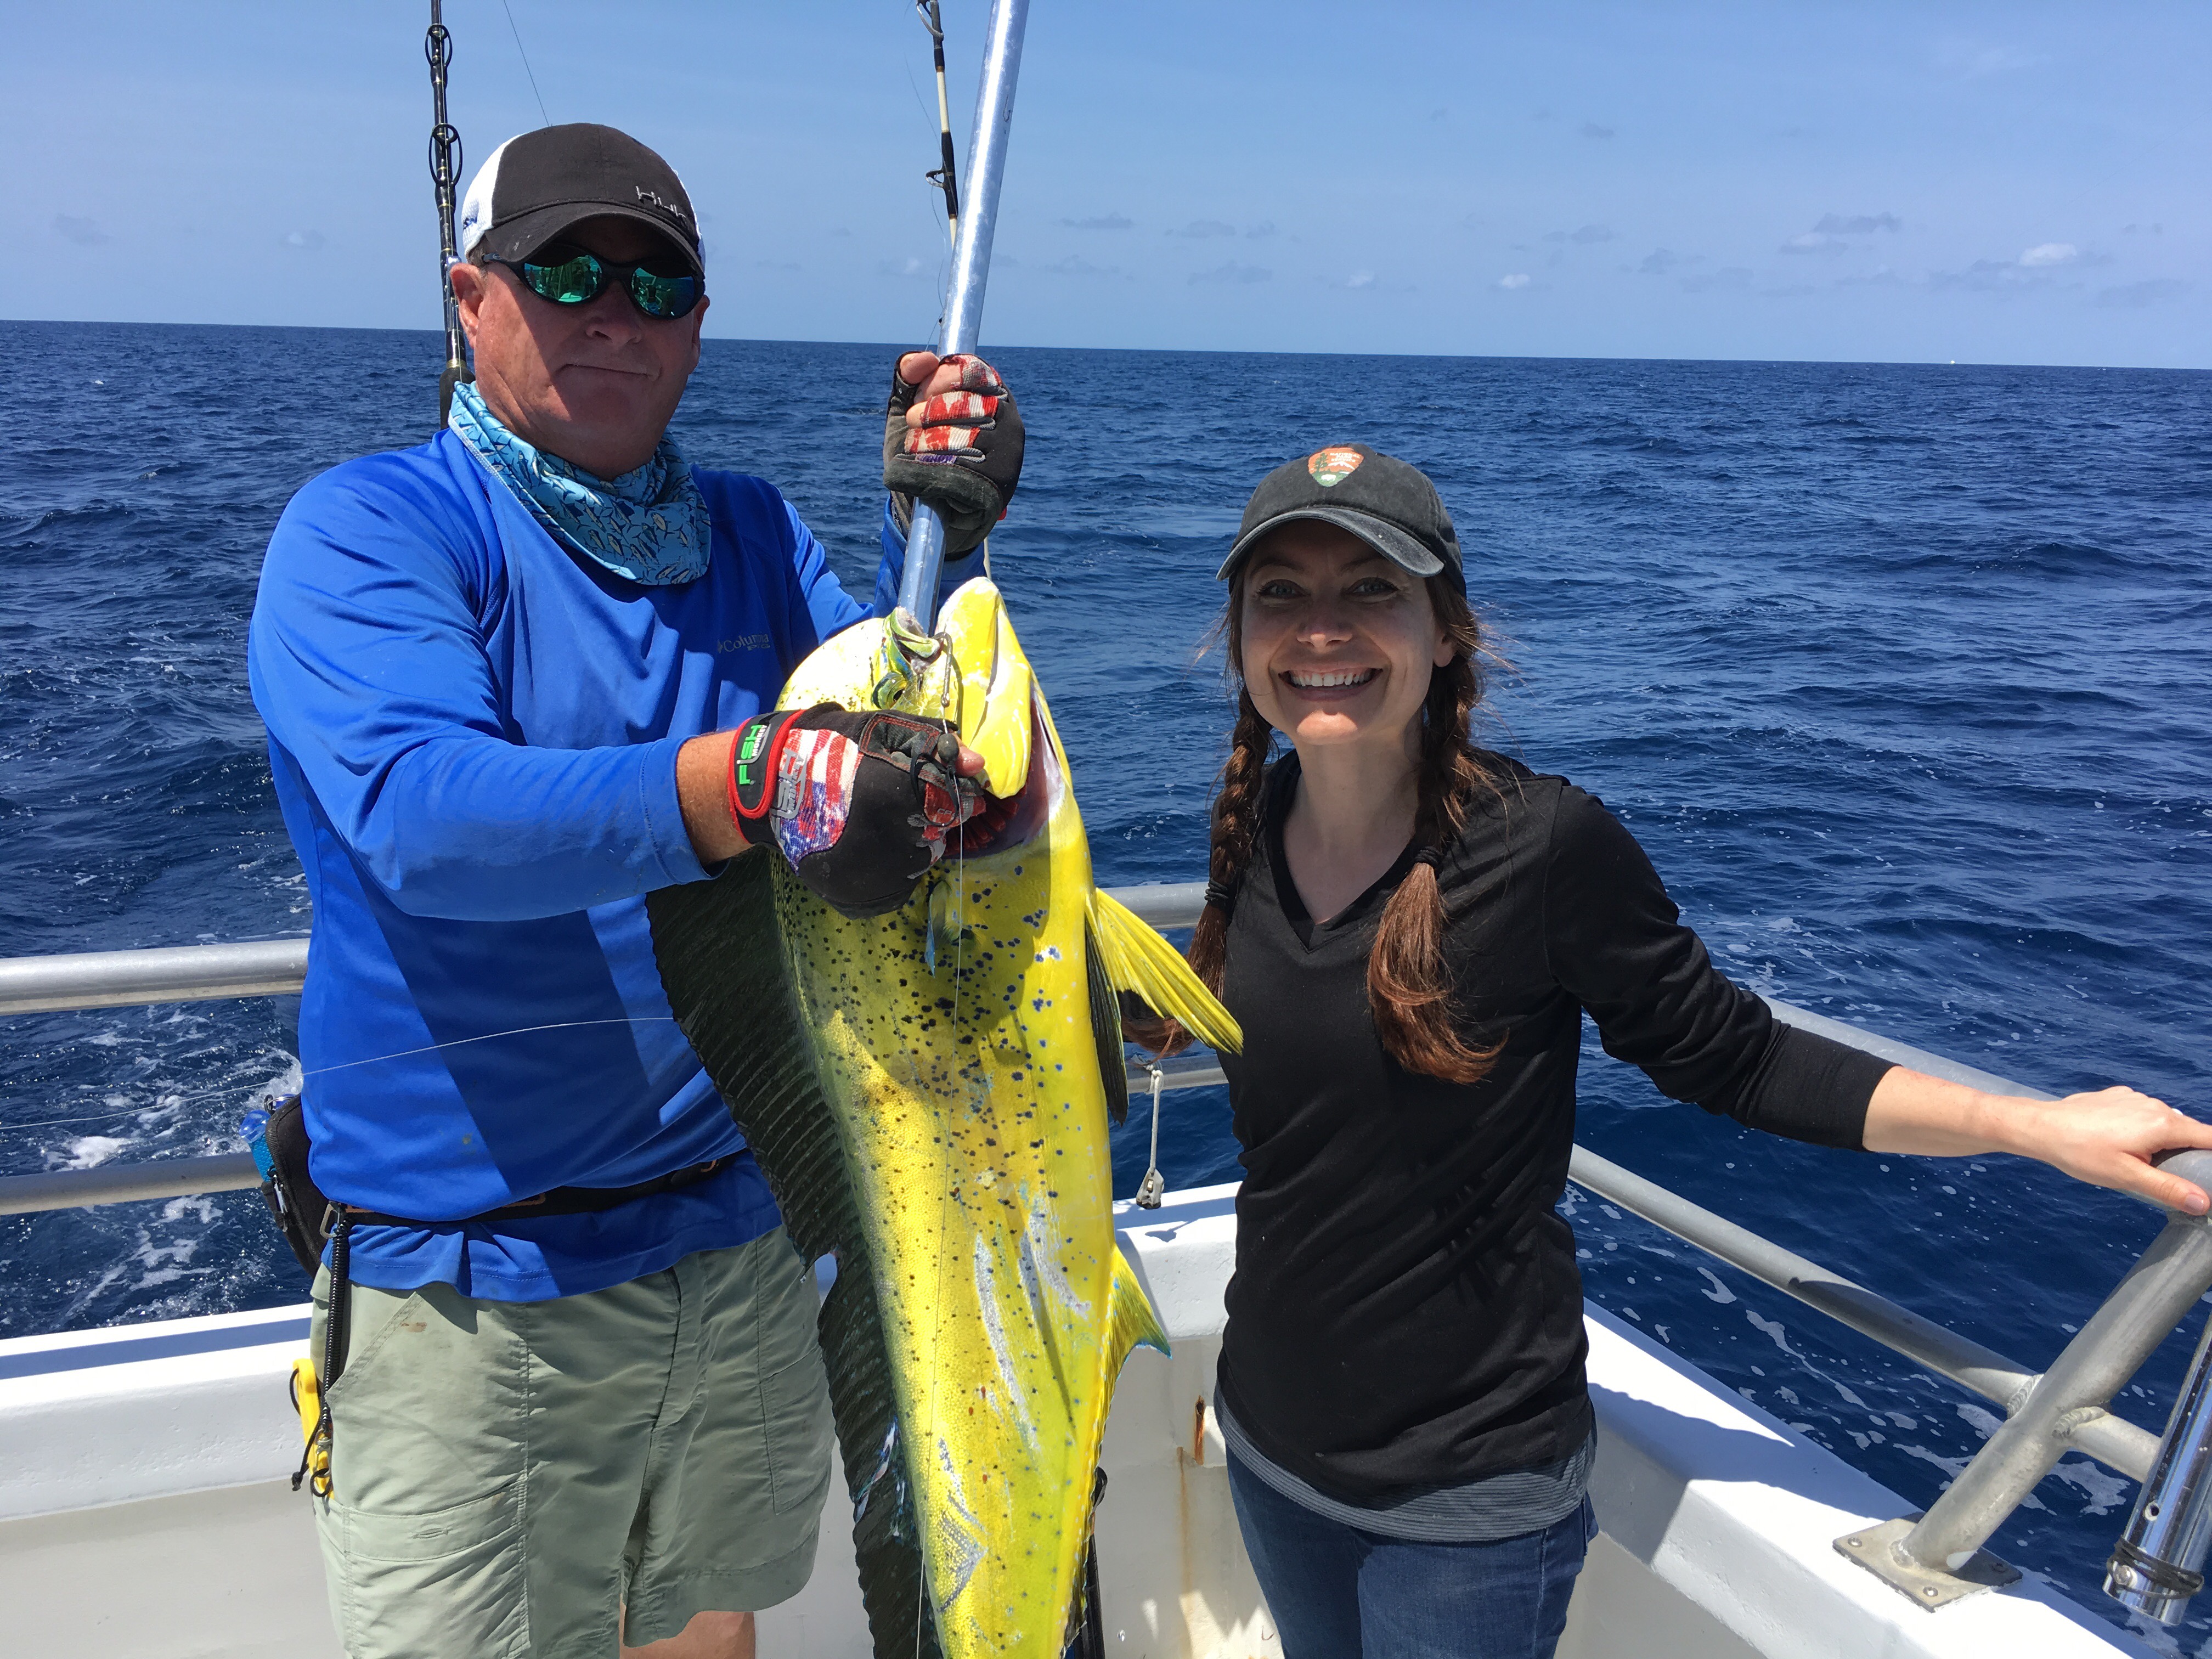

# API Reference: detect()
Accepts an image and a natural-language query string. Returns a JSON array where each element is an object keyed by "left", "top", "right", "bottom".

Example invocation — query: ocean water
[{"left": 4, "top": 320, "right": 2210, "bottom": 1641}]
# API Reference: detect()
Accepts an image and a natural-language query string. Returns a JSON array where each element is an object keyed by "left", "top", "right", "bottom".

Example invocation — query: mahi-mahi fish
[{"left": 647, "top": 577, "right": 1240, "bottom": 1658}]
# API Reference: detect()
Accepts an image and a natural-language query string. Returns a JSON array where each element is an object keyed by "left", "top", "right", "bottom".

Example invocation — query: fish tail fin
[
  {"left": 1108, "top": 1248, "right": 1171, "bottom": 1366},
  {"left": 1085, "top": 887, "right": 1244, "bottom": 1056}
]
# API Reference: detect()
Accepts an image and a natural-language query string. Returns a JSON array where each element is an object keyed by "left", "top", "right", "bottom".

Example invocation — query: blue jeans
[{"left": 1227, "top": 1449, "right": 1595, "bottom": 1659}]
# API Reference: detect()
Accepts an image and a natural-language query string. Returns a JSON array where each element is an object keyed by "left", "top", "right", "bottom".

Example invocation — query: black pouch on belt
[{"left": 257, "top": 1094, "right": 335, "bottom": 1282}]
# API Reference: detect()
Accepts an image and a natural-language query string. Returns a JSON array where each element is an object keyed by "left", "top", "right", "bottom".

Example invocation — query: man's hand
[
  {"left": 689, "top": 706, "right": 983, "bottom": 918},
  {"left": 884, "top": 351, "right": 1024, "bottom": 556}
]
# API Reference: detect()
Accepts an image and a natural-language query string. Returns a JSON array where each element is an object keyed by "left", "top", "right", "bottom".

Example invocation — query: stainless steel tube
[
  {"left": 0, "top": 938, "right": 308, "bottom": 1015},
  {"left": 895, "top": 0, "right": 1030, "bottom": 623},
  {"left": 0, "top": 1153, "right": 262, "bottom": 1217},
  {"left": 1898, "top": 1152, "right": 2212, "bottom": 1575},
  {"left": 2108, "top": 1310, "right": 2212, "bottom": 1622},
  {"left": 1567, "top": 1146, "right": 2158, "bottom": 1481}
]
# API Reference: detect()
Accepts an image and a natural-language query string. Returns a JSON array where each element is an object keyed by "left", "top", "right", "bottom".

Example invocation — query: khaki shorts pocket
[
  {"left": 753, "top": 1247, "right": 833, "bottom": 1516},
  {"left": 760, "top": 1348, "right": 833, "bottom": 1514},
  {"left": 329, "top": 1483, "right": 528, "bottom": 1659},
  {"left": 341, "top": 1480, "right": 520, "bottom": 1564}
]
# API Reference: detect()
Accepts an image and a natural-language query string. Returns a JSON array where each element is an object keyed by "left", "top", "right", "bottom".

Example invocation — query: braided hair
[{"left": 1136, "top": 568, "right": 1504, "bottom": 1084}]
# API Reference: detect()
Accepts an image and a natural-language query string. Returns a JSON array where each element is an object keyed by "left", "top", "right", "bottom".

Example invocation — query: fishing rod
[
  {"left": 894, "top": 0, "right": 1030, "bottom": 625},
  {"left": 426, "top": 0, "right": 471, "bottom": 426},
  {"left": 917, "top": 1, "right": 961, "bottom": 249}
]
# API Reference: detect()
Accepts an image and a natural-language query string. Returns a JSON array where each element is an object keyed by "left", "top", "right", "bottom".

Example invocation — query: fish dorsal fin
[
  {"left": 1108, "top": 1248, "right": 1170, "bottom": 1367},
  {"left": 1085, "top": 887, "right": 1244, "bottom": 1056},
  {"left": 936, "top": 578, "right": 1034, "bottom": 796}
]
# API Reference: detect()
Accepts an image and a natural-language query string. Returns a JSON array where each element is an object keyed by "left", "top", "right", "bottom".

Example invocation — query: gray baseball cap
[{"left": 1217, "top": 443, "right": 1463, "bottom": 583}]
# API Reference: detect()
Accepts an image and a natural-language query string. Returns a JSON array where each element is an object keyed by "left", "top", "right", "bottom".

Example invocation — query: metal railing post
[{"left": 1841, "top": 1149, "right": 2212, "bottom": 1608}]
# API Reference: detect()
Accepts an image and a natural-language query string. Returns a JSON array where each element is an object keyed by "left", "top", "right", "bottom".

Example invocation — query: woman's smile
[{"left": 1280, "top": 665, "right": 1380, "bottom": 697}]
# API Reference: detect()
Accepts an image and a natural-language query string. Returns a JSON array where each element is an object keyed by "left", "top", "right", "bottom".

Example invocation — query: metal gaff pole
[
  {"left": 894, "top": 0, "right": 1030, "bottom": 627},
  {"left": 426, "top": 1, "right": 471, "bottom": 426}
]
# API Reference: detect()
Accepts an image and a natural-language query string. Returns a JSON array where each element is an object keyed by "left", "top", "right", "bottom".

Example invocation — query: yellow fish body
[{"left": 650, "top": 578, "right": 1239, "bottom": 1657}]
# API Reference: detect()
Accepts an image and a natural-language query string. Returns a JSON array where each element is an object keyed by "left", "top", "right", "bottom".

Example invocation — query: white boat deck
[{"left": 0, "top": 1183, "right": 2157, "bottom": 1658}]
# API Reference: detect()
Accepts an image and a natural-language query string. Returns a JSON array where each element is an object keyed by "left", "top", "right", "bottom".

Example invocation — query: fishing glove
[
  {"left": 726, "top": 705, "right": 983, "bottom": 918},
  {"left": 883, "top": 354, "right": 1024, "bottom": 557}
]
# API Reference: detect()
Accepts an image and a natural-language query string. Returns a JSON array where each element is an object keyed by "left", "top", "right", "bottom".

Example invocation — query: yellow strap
[{"left": 291, "top": 1355, "right": 331, "bottom": 1493}]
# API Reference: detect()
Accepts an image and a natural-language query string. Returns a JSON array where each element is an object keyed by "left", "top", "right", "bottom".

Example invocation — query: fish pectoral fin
[
  {"left": 1085, "top": 887, "right": 1244, "bottom": 1056},
  {"left": 1108, "top": 1249, "right": 1171, "bottom": 1365},
  {"left": 939, "top": 577, "right": 1035, "bottom": 795}
]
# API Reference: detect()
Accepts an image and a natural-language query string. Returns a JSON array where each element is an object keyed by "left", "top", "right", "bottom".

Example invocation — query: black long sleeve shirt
[{"left": 1213, "top": 753, "right": 1892, "bottom": 1503}]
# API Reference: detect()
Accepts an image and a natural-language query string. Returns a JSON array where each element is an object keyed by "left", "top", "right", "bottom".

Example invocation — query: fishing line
[
  {"left": 918, "top": 661, "right": 966, "bottom": 1657},
  {"left": 0, "top": 1018, "right": 679, "bottom": 1142},
  {"left": 499, "top": 0, "right": 552, "bottom": 127}
]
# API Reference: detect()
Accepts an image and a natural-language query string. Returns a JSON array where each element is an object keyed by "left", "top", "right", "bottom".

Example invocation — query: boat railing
[{"left": 4, "top": 880, "right": 2209, "bottom": 1620}]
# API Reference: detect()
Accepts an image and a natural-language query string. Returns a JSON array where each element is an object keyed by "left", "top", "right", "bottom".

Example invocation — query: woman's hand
[{"left": 1863, "top": 1068, "right": 2212, "bottom": 1214}]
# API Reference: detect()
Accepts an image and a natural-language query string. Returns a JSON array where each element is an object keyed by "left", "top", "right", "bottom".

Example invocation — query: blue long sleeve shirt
[{"left": 249, "top": 430, "right": 975, "bottom": 1299}]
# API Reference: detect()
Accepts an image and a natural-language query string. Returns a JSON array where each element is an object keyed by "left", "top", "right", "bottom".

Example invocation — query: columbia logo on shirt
[{"left": 719, "top": 635, "right": 772, "bottom": 652}]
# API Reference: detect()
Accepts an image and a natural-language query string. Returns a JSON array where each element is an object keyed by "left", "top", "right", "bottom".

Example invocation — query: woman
[{"left": 1142, "top": 443, "right": 2212, "bottom": 1659}]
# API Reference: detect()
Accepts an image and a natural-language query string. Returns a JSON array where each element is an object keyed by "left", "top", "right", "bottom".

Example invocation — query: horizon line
[{"left": 2, "top": 315, "right": 2205, "bottom": 377}]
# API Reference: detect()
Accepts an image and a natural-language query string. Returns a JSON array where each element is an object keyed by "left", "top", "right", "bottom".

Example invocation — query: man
[{"left": 248, "top": 123, "right": 1023, "bottom": 1658}]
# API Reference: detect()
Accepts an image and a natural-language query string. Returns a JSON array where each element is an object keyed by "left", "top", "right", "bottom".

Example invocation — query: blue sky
[{"left": 4, "top": 1, "right": 2204, "bottom": 367}]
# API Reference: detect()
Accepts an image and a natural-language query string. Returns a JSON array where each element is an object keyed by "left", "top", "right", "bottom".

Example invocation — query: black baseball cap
[
  {"left": 459, "top": 123, "right": 704, "bottom": 278},
  {"left": 1217, "top": 443, "right": 1463, "bottom": 584}
]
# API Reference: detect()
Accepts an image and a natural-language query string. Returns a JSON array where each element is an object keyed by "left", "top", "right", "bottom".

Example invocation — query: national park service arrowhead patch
[{"left": 1307, "top": 446, "right": 1365, "bottom": 487}]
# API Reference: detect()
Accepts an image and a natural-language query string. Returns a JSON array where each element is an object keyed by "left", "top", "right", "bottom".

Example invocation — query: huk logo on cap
[
  {"left": 1307, "top": 447, "right": 1364, "bottom": 487},
  {"left": 635, "top": 185, "right": 688, "bottom": 222}
]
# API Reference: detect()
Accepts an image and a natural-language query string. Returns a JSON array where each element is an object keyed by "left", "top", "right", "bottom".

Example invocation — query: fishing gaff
[{"left": 894, "top": 0, "right": 1030, "bottom": 627}]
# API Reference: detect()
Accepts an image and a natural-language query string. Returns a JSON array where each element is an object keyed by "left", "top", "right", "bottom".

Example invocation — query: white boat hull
[{"left": 0, "top": 1183, "right": 2154, "bottom": 1658}]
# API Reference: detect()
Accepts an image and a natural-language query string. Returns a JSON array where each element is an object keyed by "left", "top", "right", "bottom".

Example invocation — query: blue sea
[{"left": 4, "top": 320, "right": 2209, "bottom": 1641}]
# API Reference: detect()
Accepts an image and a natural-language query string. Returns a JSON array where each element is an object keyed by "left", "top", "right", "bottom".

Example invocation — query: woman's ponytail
[{"left": 1367, "top": 645, "right": 1502, "bottom": 1084}]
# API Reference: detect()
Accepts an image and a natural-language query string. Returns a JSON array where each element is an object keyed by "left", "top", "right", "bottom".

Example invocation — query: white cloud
[
  {"left": 1059, "top": 213, "right": 1132, "bottom": 231},
  {"left": 2019, "top": 242, "right": 2078, "bottom": 267},
  {"left": 1544, "top": 224, "right": 1615, "bottom": 245},
  {"left": 1167, "top": 219, "right": 1238, "bottom": 239},
  {"left": 1497, "top": 273, "right": 1531, "bottom": 290},
  {"left": 2096, "top": 279, "right": 2188, "bottom": 309},
  {"left": 1780, "top": 233, "right": 1848, "bottom": 257},
  {"left": 1682, "top": 267, "right": 1753, "bottom": 294},
  {"left": 1959, "top": 44, "right": 2047, "bottom": 77},
  {"left": 1343, "top": 270, "right": 1376, "bottom": 290},
  {"left": 1043, "top": 254, "right": 1125, "bottom": 279},
  {"left": 281, "top": 229, "right": 327, "bottom": 251},
  {"left": 1190, "top": 261, "right": 1271, "bottom": 285},
  {"left": 1815, "top": 212, "right": 1902, "bottom": 235}
]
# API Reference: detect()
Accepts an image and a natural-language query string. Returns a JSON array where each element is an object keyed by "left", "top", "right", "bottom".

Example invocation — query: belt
[{"left": 339, "top": 1155, "right": 732, "bottom": 1229}]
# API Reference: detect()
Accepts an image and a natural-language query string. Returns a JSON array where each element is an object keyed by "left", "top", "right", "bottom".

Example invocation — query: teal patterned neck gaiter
[{"left": 448, "top": 382, "right": 713, "bottom": 585}]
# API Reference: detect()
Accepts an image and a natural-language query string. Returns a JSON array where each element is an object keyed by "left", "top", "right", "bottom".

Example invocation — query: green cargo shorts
[{"left": 306, "top": 1227, "right": 835, "bottom": 1658}]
